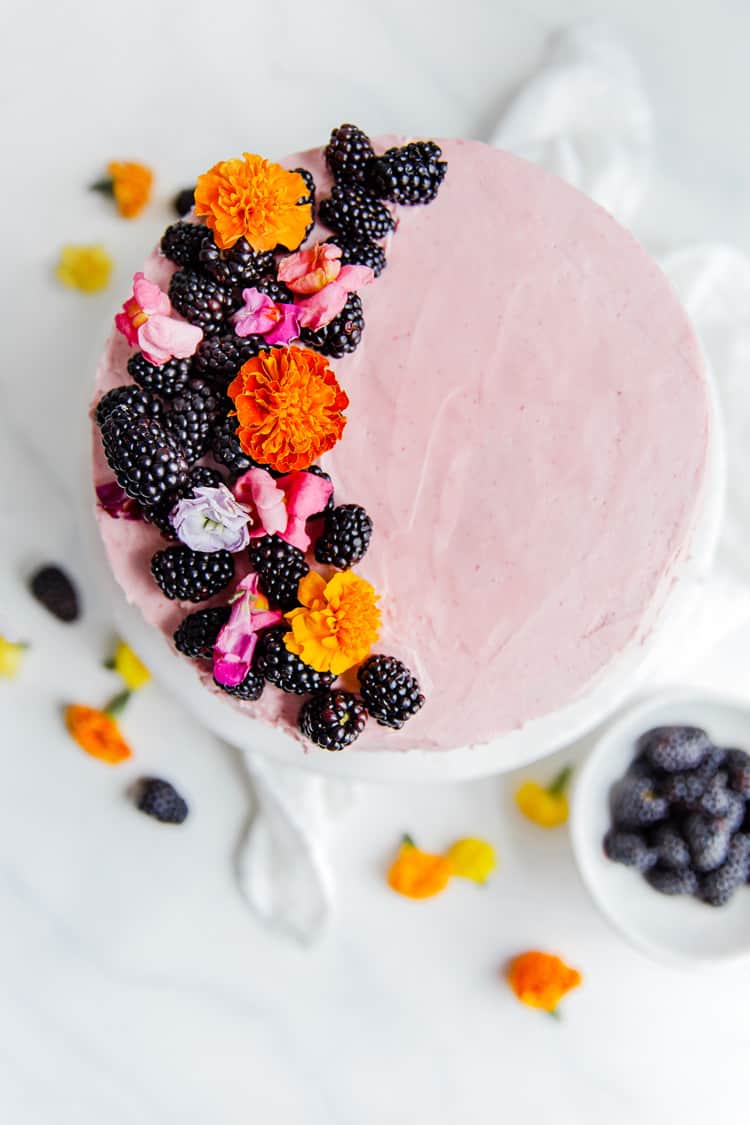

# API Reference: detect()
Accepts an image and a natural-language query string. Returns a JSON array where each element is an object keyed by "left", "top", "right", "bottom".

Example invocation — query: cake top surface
[{"left": 93, "top": 136, "right": 710, "bottom": 753}]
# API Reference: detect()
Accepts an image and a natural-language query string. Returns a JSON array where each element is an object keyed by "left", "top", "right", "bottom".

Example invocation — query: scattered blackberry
[
  {"left": 324, "top": 124, "right": 376, "bottom": 186},
  {"left": 254, "top": 276, "right": 295, "bottom": 306},
  {"left": 163, "top": 378, "right": 224, "bottom": 463},
  {"left": 160, "top": 221, "right": 207, "bottom": 268},
  {"left": 305, "top": 464, "right": 335, "bottom": 514},
  {"left": 650, "top": 822, "right": 691, "bottom": 870},
  {"left": 199, "top": 234, "right": 274, "bottom": 292},
  {"left": 127, "top": 352, "right": 192, "bottom": 398},
  {"left": 214, "top": 669, "right": 265, "bottom": 701},
  {"left": 173, "top": 605, "right": 231, "bottom": 659},
  {"left": 145, "top": 465, "right": 225, "bottom": 538},
  {"left": 95, "top": 385, "right": 162, "bottom": 427},
  {"left": 254, "top": 626, "right": 335, "bottom": 695},
  {"left": 366, "top": 140, "right": 447, "bottom": 205},
  {"left": 314, "top": 503, "right": 373, "bottom": 568},
  {"left": 684, "top": 813, "right": 732, "bottom": 873},
  {"left": 211, "top": 414, "right": 263, "bottom": 475},
  {"left": 173, "top": 187, "right": 195, "bottom": 217},
  {"left": 726, "top": 748, "right": 750, "bottom": 797},
  {"left": 645, "top": 866, "right": 698, "bottom": 897},
  {"left": 318, "top": 184, "right": 395, "bottom": 241},
  {"left": 193, "top": 332, "right": 264, "bottom": 386},
  {"left": 610, "top": 776, "right": 668, "bottom": 829},
  {"left": 699, "top": 771, "right": 732, "bottom": 817},
  {"left": 603, "top": 830, "right": 658, "bottom": 872},
  {"left": 29, "top": 564, "right": 80, "bottom": 623},
  {"left": 301, "top": 292, "right": 364, "bottom": 357},
  {"left": 357, "top": 655, "right": 425, "bottom": 730},
  {"left": 151, "top": 545, "right": 234, "bottom": 602},
  {"left": 247, "top": 534, "right": 308, "bottom": 611},
  {"left": 326, "top": 234, "right": 387, "bottom": 277},
  {"left": 699, "top": 834, "right": 750, "bottom": 906},
  {"left": 137, "top": 778, "right": 189, "bottom": 824},
  {"left": 299, "top": 690, "right": 368, "bottom": 751},
  {"left": 640, "top": 725, "right": 712, "bottom": 772},
  {"left": 101, "top": 409, "right": 189, "bottom": 506},
  {"left": 169, "top": 269, "right": 236, "bottom": 335}
]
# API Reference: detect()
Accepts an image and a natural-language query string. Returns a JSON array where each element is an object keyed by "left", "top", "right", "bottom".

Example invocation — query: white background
[{"left": 2, "top": 1, "right": 750, "bottom": 1122}]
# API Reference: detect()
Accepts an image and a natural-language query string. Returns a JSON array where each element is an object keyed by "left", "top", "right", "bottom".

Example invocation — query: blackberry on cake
[
  {"left": 324, "top": 124, "right": 375, "bottom": 187},
  {"left": 101, "top": 408, "right": 189, "bottom": 506},
  {"left": 160, "top": 221, "right": 207, "bottom": 268},
  {"left": 168, "top": 269, "right": 236, "bottom": 335},
  {"left": 254, "top": 626, "right": 335, "bottom": 695},
  {"left": 127, "top": 352, "right": 193, "bottom": 398},
  {"left": 173, "top": 605, "right": 231, "bottom": 659},
  {"left": 299, "top": 690, "right": 368, "bottom": 751},
  {"left": 95, "top": 385, "right": 162, "bottom": 427},
  {"left": 163, "top": 377, "right": 224, "bottom": 463},
  {"left": 253, "top": 276, "right": 295, "bottom": 306},
  {"left": 211, "top": 414, "right": 263, "bottom": 475},
  {"left": 326, "top": 234, "right": 387, "bottom": 277},
  {"left": 199, "top": 234, "right": 274, "bottom": 291},
  {"left": 318, "top": 184, "right": 395, "bottom": 241},
  {"left": 137, "top": 778, "right": 189, "bottom": 824},
  {"left": 173, "top": 187, "right": 196, "bottom": 217},
  {"left": 193, "top": 332, "right": 264, "bottom": 385},
  {"left": 305, "top": 464, "right": 335, "bottom": 514},
  {"left": 366, "top": 141, "right": 447, "bottom": 205},
  {"left": 151, "top": 544, "right": 234, "bottom": 602},
  {"left": 357, "top": 655, "right": 425, "bottom": 729},
  {"left": 247, "top": 534, "right": 309, "bottom": 611},
  {"left": 314, "top": 503, "right": 372, "bottom": 568},
  {"left": 214, "top": 669, "right": 265, "bottom": 701},
  {"left": 145, "top": 464, "right": 225, "bottom": 538},
  {"left": 291, "top": 167, "right": 316, "bottom": 238},
  {"left": 301, "top": 292, "right": 364, "bottom": 357}
]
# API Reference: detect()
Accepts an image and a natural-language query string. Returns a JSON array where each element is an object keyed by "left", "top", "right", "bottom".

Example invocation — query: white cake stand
[{"left": 81, "top": 364, "right": 725, "bottom": 783}]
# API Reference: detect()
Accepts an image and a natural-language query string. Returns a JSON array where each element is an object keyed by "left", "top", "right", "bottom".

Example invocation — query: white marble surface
[{"left": 2, "top": 1, "right": 750, "bottom": 1121}]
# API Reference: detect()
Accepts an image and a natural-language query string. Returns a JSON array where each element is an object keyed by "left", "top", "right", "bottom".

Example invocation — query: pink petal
[
  {"left": 295, "top": 281, "right": 349, "bottom": 330},
  {"left": 114, "top": 309, "right": 139, "bottom": 346},
  {"left": 139, "top": 315, "right": 202, "bottom": 365},
  {"left": 233, "top": 468, "right": 288, "bottom": 536},
  {"left": 278, "top": 244, "right": 341, "bottom": 294},
  {"left": 338, "top": 264, "right": 375, "bottom": 292},
  {"left": 275, "top": 470, "right": 334, "bottom": 551},
  {"left": 264, "top": 304, "right": 301, "bottom": 345},
  {"left": 233, "top": 288, "right": 277, "bottom": 337},
  {"left": 132, "top": 272, "right": 171, "bottom": 317}
]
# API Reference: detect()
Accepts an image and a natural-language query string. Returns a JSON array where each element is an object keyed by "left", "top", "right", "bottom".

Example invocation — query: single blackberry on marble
[
  {"left": 357, "top": 655, "right": 425, "bottom": 730},
  {"left": 193, "top": 332, "right": 265, "bottom": 386},
  {"left": 169, "top": 269, "right": 236, "bottom": 335},
  {"left": 214, "top": 669, "right": 265, "bottom": 701},
  {"left": 326, "top": 234, "right": 387, "bottom": 277},
  {"left": 151, "top": 544, "right": 234, "bottom": 602},
  {"left": 163, "top": 377, "right": 224, "bottom": 463},
  {"left": 314, "top": 503, "right": 372, "bottom": 568},
  {"left": 318, "top": 184, "right": 395, "bottom": 241},
  {"left": 366, "top": 141, "right": 447, "bottom": 205},
  {"left": 173, "top": 187, "right": 196, "bottom": 217},
  {"left": 127, "top": 352, "right": 192, "bottom": 398},
  {"left": 137, "top": 778, "right": 189, "bottom": 824},
  {"left": 160, "top": 221, "right": 207, "bottom": 268},
  {"left": 301, "top": 292, "right": 364, "bottom": 357},
  {"left": 173, "top": 605, "right": 231, "bottom": 659},
  {"left": 199, "top": 234, "right": 274, "bottom": 292},
  {"left": 324, "top": 124, "right": 376, "bottom": 186},
  {"left": 95, "top": 385, "right": 162, "bottom": 427},
  {"left": 254, "top": 626, "right": 335, "bottom": 695},
  {"left": 247, "top": 534, "right": 309, "bottom": 611},
  {"left": 299, "top": 690, "right": 368, "bottom": 751},
  {"left": 100, "top": 408, "right": 189, "bottom": 507}
]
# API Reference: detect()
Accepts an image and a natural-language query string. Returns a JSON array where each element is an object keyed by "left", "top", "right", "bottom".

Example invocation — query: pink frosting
[{"left": 91, "top": 138, "right": 710, "bottom": 752}]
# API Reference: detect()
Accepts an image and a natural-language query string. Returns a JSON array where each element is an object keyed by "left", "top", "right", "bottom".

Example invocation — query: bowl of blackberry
[{"left": 571, "top": 690, "right": 750, "bottom": 963}]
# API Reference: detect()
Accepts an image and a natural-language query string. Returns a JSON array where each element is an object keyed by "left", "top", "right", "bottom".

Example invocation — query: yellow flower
[
  {"left": 388, "top": 836, "right": 453, "bottom": 899},
  {"left": 108, "top": 641, "right": 150, "bottom": 690},
  {"left": 445, "top": 837, "right": 497, "bottom": 883},
  {"left": 507, "top": 951, "right": 582, "bottom": 1015},
  {"left": 285, "top": 570, "right": 380, "bottom": 675},
  {"left": 0, "top": 636, "right": 27, "bottom": 679},
  {"left": 515, "top": 765, "right": 573, "bottom": 828},
  {"left": 56, "top": 244, "right": 112, "bottom": 293}
]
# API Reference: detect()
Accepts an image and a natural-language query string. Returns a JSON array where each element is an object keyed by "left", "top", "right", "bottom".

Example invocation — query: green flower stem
[
  {"left": 104, "top": 690, "right": 131, "bottom": 717},
  {"left": 90, "top": 177, "right": 115, "bottom": 197},
  {"left": 546, "top": 1007, "right": 562, "bottom": 1022},
  {"left": 547, "top": 764, "right": 573, "bottom": 797},
  {"left": 402, "top": 833, "right": 416, "bottom": 848}
]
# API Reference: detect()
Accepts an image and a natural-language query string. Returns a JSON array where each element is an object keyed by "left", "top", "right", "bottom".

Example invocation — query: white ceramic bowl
[{"left": 571, "top": 689, "right": 750, "bottom": 965}]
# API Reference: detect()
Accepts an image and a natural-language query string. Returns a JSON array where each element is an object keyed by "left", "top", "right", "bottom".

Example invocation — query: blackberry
[
  {"left": 645, "top": 866, "right": 699, "bottom": 897},
  {"left": 211, "top": 414, "right": 262, "bottom": 475},
  {"left": 640, "top": 726, "right": 712, "bottom": 772},
  {"left": 314, "top": 503, "right": 372, "bottom": 568},
  {"left": 101, "top": 409, "right": 189, "bottom": 506},
  {"left": 151, "top": 545, "right": 234, "bottom": 602},
  {"left": 163, "top": 378, "right": 224, "bottom": 463},
  {"left": 301, "top": 292, "right": 364, "bottom": 357},
  {"left": 700, "top": 833, "right": 750, "bottom": 906},
  {"left": 610, "top": 776, "right": 668, "bottom": 829},
  {"left": 700, "top": 771, "right": 732, "bottom": 817},
  {"left": 650, "top": 822, "right": 691, "bottom": 870},
  {"left": 127, "top": 352, "right": 192, "bottom": 398},
  {"left": 193, "top": 332, "right": 264, "bottom": 386},
  {"left": 254, "top": 626, "right": 335, "bottom": 695},
  {"left": 199, "top": 234, "right": 274, "bottom": 292},
  {"left": 254, "top": 276, "right": 294, "bottom": 306},
  {"left": 247, "top": 534, "right": 308, "bottom": 611},
  {"left": 684, "top": 813, "right": 733, "bottom": 873},
  {"left": 173, "top": 605, "right": 231, "bottom": 659},
  {"left": 625, "top": 753, "right": 658, "bottom": 781},
  {"left": 145, "top": 465, "right": 225, "bottom": 538},
  {"left": 136, "top": 778, "right": 189, "bottom": 824},
  {"left": 169, "top": 269, "right": 236, "bottom": 336},
  {"left": 305, "top": 464, "right": 335, "bottom": 514},
  {"left": 324, "top": 124, "right": 376, "bottom": 187},
  {"left": 357, "top": 655, "right": 424, "bottom": 730},
  {"left": 291, "top": 167, "right": 316, "bottom": 239},
  {"left": 366, "top": 140, "right": 447, "bottom": 205},
  {"left": 29, "top": 564, "right": 80, "bottom": 623},
  {"left": 173, "top": 187, "right": 195, "bottom": 217},
  {"left": 726, "top": 748, "right": 750, "bottom": 797},
  {"left": 318, "top": 184, "right": 395, "bottom": 241},
  {"left": 160, "top": 221, "right": 207, "bottom": 268},
  {"left": 299, "top": 690, "right": 368, "bottom": 751},
  {"left": 326, "top": 234, "right": 386, "bottom": 277},
  {"left": 95, "top": 385, "right": 162, "bottom": 427},
  {"left": 602, "top": 829, "right": 658, "bottom": 873},
  {"left": 214, "top": 669, "right": 265, "bottom": 701}
]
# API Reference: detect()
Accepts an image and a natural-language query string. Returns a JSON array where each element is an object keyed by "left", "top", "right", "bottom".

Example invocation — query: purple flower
[{"left": 171, "top": 485, "right": 251, "bottom": 553}]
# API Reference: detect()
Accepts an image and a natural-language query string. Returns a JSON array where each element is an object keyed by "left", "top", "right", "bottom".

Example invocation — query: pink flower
[
  {"left": 277, "top": 243, "right": 342, "bottom": 294},
  {"left": 294, "top": 263, "right": 374, "bottom": 330},
  {"left": 212, "top": 573, "right": 283, "bottom": 688},
  {"left": 232, "top": 287, "right": 301, "bottom": 346},
  {"left": 114, "top": 272, "right": 203, "bottom": 365},
  {"left": 233, "top": 466, "right": 333, "bottom": 553}
]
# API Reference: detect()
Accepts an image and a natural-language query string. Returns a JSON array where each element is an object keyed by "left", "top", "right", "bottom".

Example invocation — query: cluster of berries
[{"left": 604, "top": 725, "right": 750, "bottom": 907}]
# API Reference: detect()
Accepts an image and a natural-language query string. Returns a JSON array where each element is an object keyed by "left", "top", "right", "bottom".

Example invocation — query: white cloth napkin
[{"left": 237, "top": 22, "right": 750, "bottom": 942}]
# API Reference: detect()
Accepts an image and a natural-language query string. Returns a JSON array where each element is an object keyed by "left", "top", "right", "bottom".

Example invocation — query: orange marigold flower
[
  {"left": 227, "top": 346, "right": 348, "bottom": 473},
  {"left": 285, "top": 570, "right": 380, "bottom": 676},
  {"left": 194, "top": 153, "right": 311, "bottom": 252},
  {"left": 388, "top": 836, "right": 453, "bottom": 899},
  {"left": 65, "top": 692, "right": 133, "bottom": 765},
  {"left": 507, "top": 951, "right": 582, "bottom": 1014},
  {"left": 106, "top": 161, "right": 153, "bottom": 218}
]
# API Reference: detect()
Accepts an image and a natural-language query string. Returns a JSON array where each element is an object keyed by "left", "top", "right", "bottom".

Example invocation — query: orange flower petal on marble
[
  {"left": 65, "top": 702, "right": 133, "bottom": 765},
  {"left": 194, "top": 153, "right": 310, "bottom": 251},
  {"left": 507, "top": 951, "right": 582, "bottom": 1014},
  {"left": 107, "top": 161, "right": 153, "bottom": 219},
  {"left": 388, "top": 836, "right": 453, "bottom": 899}
]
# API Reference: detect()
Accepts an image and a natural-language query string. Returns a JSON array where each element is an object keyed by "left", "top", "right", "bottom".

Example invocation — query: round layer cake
[{"left": 92, "top": 136, "right": 711, "bottom": 754}]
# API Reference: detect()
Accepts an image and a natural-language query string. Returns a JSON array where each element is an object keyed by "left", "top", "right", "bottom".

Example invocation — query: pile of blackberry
[{"left": 604, "top": 726, "right": 750, "bottom": 907}]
